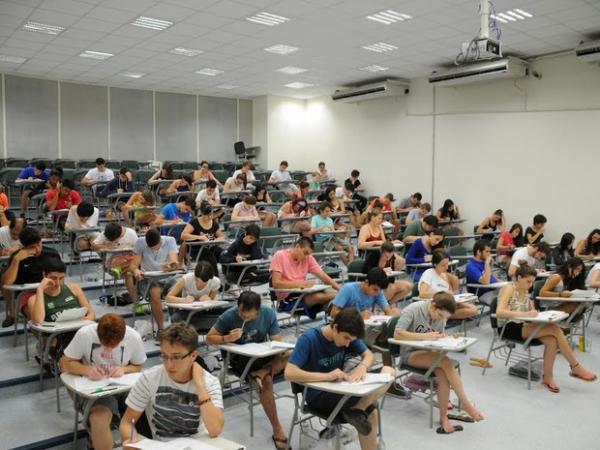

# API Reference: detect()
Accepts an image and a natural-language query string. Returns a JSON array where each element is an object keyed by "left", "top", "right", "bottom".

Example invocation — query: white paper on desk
[
  {"left": 534, "top": 311, "right": 568, "bottom": 322},
  {"left": 74, "top": 372, "right": 141, "bottom": 391},
  {"left": 339, "top": 373, "right": 392, "bottom": 386},
  {"left": 570, "top": 289, "right": 600, "bottom": 299},
  {"left": 454, "top": 293, "right": 477, "bottom": 303},
  {"left": 54, "top": 307, "right": 87, "bottom": 322},
  {"left": 364, "top": 315, "right": 392, "bottom": 326},
  {"left": 269, "top": 341, "right": 295, "bottom": 349},
  {"left": 415, "top": 337, "right": 476, "bottom": 349},
  {"left": 129, "top": 438, "right": 222, "bottom": 450}
]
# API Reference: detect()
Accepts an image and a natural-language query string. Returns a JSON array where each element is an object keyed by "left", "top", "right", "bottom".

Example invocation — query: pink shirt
[
  {"left": 233, "top": 202, "right": 258, "bottom": 218},
  {"left": 270, "top": 249, "right": 322, "bottom": 299}
]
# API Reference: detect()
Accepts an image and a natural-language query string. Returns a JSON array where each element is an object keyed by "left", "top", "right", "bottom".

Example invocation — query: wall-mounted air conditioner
[
  {"left": 428, "top": 57, "right": 528, "bottom": 86},
  {"left": 332, "top": 79, "right": 409, "bottom": 103},
  {"left": 575, "top": 40, "right": 600, "bottom": 63}
]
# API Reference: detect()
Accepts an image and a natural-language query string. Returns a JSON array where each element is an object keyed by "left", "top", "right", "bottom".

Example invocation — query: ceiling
[{"left": 0, "top": 0, "right": 599, "bottom": 99}]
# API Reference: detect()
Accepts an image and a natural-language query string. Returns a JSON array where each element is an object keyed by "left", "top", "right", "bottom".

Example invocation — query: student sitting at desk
[
  {"left": 312, "top": 161, "right": 333, "bottom": 183},
  {"left": 270, "top": 237, "right": 340, "bottom": 318},
  {"left": 436, "top": 199, "right": 463, "bottom": 236},
  {"left": 405, "top": 202, "right": 431, "bottom": 225},
  {"left": 310, "top": 201, "right": 354, "bottom": 266},
  {"left": 344, "top": 169, "right": 367, "bottom": 212},
  {"left": 195, "top": 179, "right": 220, "bottom": 207},
  {"left": 181, "top": 202, "right": 224, "bottom": 273},
  {"left": 405, "top": 229, "right": 445, "bottom": 281},
  {"left": 422, "top": 251, "right": 478, "bottom": 319},
  {"left": 394, "top": 293, "right": 484, "bottom": 433},
  {"left": 60, "top": 314, "right": 146, "bottom": 450},
  {"left": 358, "top": 208, "right": 387, "bottom": 251},
  {"left": 539, "top": 257, "right": 587, "bottom": 315},
  {"left": 223, "top": 173, "right": 247, "bottom": 207},
  {"left": 81, "top": 158, "right": 114, "bottom": 187},
  {"left": 65, "top": 202, "right": 100, "bottom": 252},
  {"left": 16, "top": 161, "right": 49, "bottom": 218},
  {"left": 476, "top": 209, "right": 505, "bottom": 234},
  {"left": 165, "top": 174, "right": 193, "bottom": 195},
  {"left": 122, "top": 191, "right": 157, "bottom": 228},
  {"left": 219, "top": 224, "right": 268, "bottom": 286},
  {"left": 363, "top": 241, "right": 412, "bottom": 304},
  {"left": 336, "top": 181, "right": 360, "bottom": 228},
  {"left": 0, "top": 216, "right": 23, "bottom": 256},
  {"left": 156, "top": 198, "right": 194, "bottom": 235},
  {"left": 551, "top": 232, "right": 575, "bottom": 267},
  {"left": 268, "top": 160, "right": 296, "bottom": 192},
  {"left": 285, "top": 308, "right": 394, "bottom": 448},
  {"left": 99, "top": 167, "right": 134, "bottom": 198},
  {"left": 402, "top": 215, "right": 438, "bottom": 245},
  {"left": 496, "top": 223, "right": 523, "bottom": 264},
  {"left": 465, "top": 241, "right": 499, "bottom": 306},
  {"left": 193, "top": 161, "right": 222, "bottom": 187},
  {"left": 148, "top": 163, "right": 173, "bottom": 183},
  {"left": 396, "top": 192, "right": 422, "bottom": 214},
  {"left": 207, "top": 291, "right": 291, "bottom": 450},
  {"left": 232, "top": 160, "right": 256, "bottom": 182},
  {"left": 586, "top": 261, "right": 600, "bottom": 288},
  {"left": 167, "top": 261, "right": 225, "bottom": 332},
  {"left": 91, "top": 223, "right": 137, "bottom": 282},
  {"left": 120, "top": 323, "right": 224, "bottom": 446},
  {"left": 496, "top": 263, "right": 596, "bottom": 392},
  {"left": 574, "top": 228, "right": 600, "bottom": 261},
  {"left": 277, "top": 196, "right": 312, "bottom": 237},
  {"left": 508, "top": 242, "right": 551, "bottom": 279},
  {"left": 45, "top": 179, "right": 82, "bottom": 216},
  {"left": 525, "top": 214, "right": 547, "bottom": 245},
  {"left": 232, "top": 194, "right": 276, "bottom": 226}
]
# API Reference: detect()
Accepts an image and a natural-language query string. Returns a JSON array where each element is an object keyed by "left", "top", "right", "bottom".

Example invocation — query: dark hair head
[
  {"left": 413, "top": 192, "right": 422, "bottom": 201},
  {"left": 318, "top": 201, "right": 331, "bottom": 214},
  {"left": 367, "top": 208, "right": 382, "bottom": 222},
  {"left": 43, "top": 258, "right": 66, "bottom": 274},
  {"left": 295, "top": 236, "right": 314, "bottom": 250},
  {"left": 473, "top": 240, "right": 492, "bottom": 256},
  {"left": 509, "top": 223, "right": 524, "bottom": 247},
  {"left": 51, "top": 168, "right": 63, "bottom": 178},
  {"left": 533, "top": 241, "right": 551, "bottom": 256},
  {"left": 557, "top": 257, "right": 586, "bottom": 289},
  {"left": 365, "top": 267, "right": 389, "bottom": 289},
  {"left": 9, "top": 216, "right": 22, "bottom": 230},
  {"left": 145, "top": 228, "right": 161, "bottom": 247},
  {"left": 104, "top": 223, "right": 122, "bottom": 242},
  {"left": 95, "top": 158, "right": 106, "bottom": 166},
  {"left": 199, "top": 201, "right": 212, "bottom": 216},
  {"left": 493, "top": 209, "right": 503, "bottom": 216},
  {"left": 324, "top": 186, "right": 335, "bottom": 199},
  {"left": 194, "top": 260, "right": 214, "bottom": 282},
  {"left": 253, "top": 183, "right": 267, "bottom": 198},
  {"left": 182, "top": 198, "right": 195, "bottom": 209},
  {"left": 380, "top": 240, "right": 394, "bottom": 254},
  {"left": 280, "top": 160, "right": 288, "bottom": 167},
  {"left": 76, "top": 202, "right": 94, "bottom": 219},
  {"left": 384, "top": 193, "right": 394, "bottom": 202},
  {"left": 431, "top": 250, "right": 449, "bottom": 266},
  {"left": 19, "top": 227, "right": 41, "bottom": 247},
  {"left": 245, "top": 224, "right": 261, "bottom": 239},
  {"left": 141, "top": 191, "right": 156, "bottom": 204},
  {"left": 440, "top": 199, "right": 455, "bottom": 219},
  {"left": 35, "top": 162, "right": 46, "bottom": 171},
  {"left": 200, "top": 160, "right": 208, "bottom": 167},
  {"left": 182, "top": 174, "right": 193, "bottom": 185},
  {"left": 432, "top": 292, "right": 456, "bottom": 314},
  {"left": 158, "top": 322, "right": 198, "bottom": 352},
  {"left": 423, "top": 215, "right": 438, "bottom": 227},
  {"left": 332, "top": 308, "right": 365, "bottom": 339},
  {"left": 237, "top": 290, "right": 261, "bottom": 311},
  {"left": 243, "top": 195, "right": 257, "bottom": 206},
  {"left": 318, "top": 161, "right": 325, "bottom": 167},
  {"left": 97, "top": 313, "right": 126, "bottom": 348},
  {"left": 206, "top": 179, "right": 217, "bottom": 189},
  {"left": 299, "top": 180, "right": 309, "bottom": 190},
  {"left": 584, "top": 228, "right": 600, "bottom": 255},
  {"left": 344, "top": 180, "right": 355, "bottom": 192},
  {"left": 421, "top": 202, "right": 432, "bottom": 212},
  {"left": 516, "top": 262, "right": 537, "bottom": 279},
  {"left": 533, "top": 214, "right": 547, "bottom": 225},
  {"left": 559, "top": 232, "right": 575, "bottom": 251},
  {"left": 119, "top": 167, "right": 129, "bottom": 176},
  {"left": 241, "top": 160, "right": 251, "bottom": 168},
  {"left": 62, "top": 178, "right": 75, "bottom": 190},
  {"left": 351, "top": 169, "right": 360, "bottom": 177},
  {"left": 162, "top": 164, "right": 173, "bottom": 178}
]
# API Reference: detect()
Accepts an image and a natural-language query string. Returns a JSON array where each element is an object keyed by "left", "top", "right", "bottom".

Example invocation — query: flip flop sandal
[
  {"left": 447, "top": 412, "right": 475, "bottom": 423},
  {"left": 436, "top": 425, "right": 464, "bottom": 434},
  {"left": 569, "top": 372, "right": 597, "bottom": 382},
  {"left": 541, "top": 381, "right": 560, "bottom": 393},
  {"left": 272, "top": 435, "right": 291, "bottom": 450}
]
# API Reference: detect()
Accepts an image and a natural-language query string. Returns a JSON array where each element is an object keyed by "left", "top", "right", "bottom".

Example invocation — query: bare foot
[
  {"left": 463, "top": 402, "right": 484, "bottom": 421},
  {"left": 571, "top": 364, "right": 597, "bottom": 381}
]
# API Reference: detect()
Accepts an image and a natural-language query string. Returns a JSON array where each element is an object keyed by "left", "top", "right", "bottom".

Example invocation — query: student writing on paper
[
  {"left": 574, "top": 228, "right": 600, "bottom": 261},
  {"left": 206, "top": 291, "right": 291, "bottom": 450},
  {"left": 60, "top": 314, "right": 146, "bottom": 450},
  {"left": 362, "top": 240, "right": 412, "bottom": 305},
  {"left": 524, "top": 214, "right": 547, "bottom": 245},
  {"left": 404, "top": 228, "right": 445, "bottom": 281},
  {"left": 496, "top": 263, "right": 596, "bottom": 393},
  {"left": 219, "top": 224, "right": 269, "bottom": 288},
  {"left": 181, "top": 201, "right": 225, "bottom": 274},
  {"left": 120, "top": 323, "right": 224, "bottom": 448},
  {"left": 285, "top": 308, "right": 394, "bottom": 450},
  {"left": 507, "top": 242, "right": 550, "bottom": 279},
  {"left": 539, "top": 257, "right": 587, "bottom": 315},
  {"left": 421, "top": 250, "right": 478, "bottom": 320},
  {"left": 394, "top": 293, "right": 484, "bottom": 434}
]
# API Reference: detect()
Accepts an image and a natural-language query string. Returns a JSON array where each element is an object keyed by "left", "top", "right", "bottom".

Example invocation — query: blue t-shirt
[
  {"left": 214, "top": 305, "right": 279, "bottom": 344},
  {"left": 18, "top": 166, "right": 49, "bottom": 181},
  {"left": 160, "top": 203, "right": 190, "bottom": 235},
  {"left": 332, "top": 282, "right": 388, "bottom": 313},
  {"left": 310, "top": 215, "right": 335, "bottom": 242},
  {"left": 405, "top": 238, "right": 431, "bottom": 281},
  {"left": 133, "top": 236, "right": 178, "bottom": 272},
  {"left": 289, "top": 327, "right": 367, "bottom": 402},
  {"left": 465, "top": 259, "right": 497, "bottom": 295}
]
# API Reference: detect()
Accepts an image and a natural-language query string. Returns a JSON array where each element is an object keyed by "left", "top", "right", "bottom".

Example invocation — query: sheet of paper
[
  {"left": 74, "top": 372, "right": 141, "bottom": 390},
  {"left": 339, "top": 373, "right": 392, "bottom": 386},
  {"left": 54, "top": 307, "right": 87, "bottom": 322},
  {"left": 129, "top": 438, "right": 221, "bottom": 450},
  {"left": 570, "top": 289, "right": 600, "bottom": 299},
  {"left": 454, "top": 293, "right": 477, "bottom": 303},
  {"left": 535, "top": 310, "right": 568, "bottom": 322},
  {"left": 269, "top": 341, "right": 295, "bottom": 349},
  {"left": 364, "top": 315, "right": 392, "bottom": 326},
  {"left": 413, "top": 337, "right": 476, "bottom": 349}
]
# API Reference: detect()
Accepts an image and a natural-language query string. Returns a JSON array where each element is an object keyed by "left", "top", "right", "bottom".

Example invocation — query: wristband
[{"left": 198, "top": 397, "right": 212, "bottom": 406}]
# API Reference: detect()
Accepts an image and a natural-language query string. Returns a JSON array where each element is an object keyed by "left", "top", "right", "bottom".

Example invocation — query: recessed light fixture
[
  {"left": 491, "top": 9, "right": 533, "bottom": 24},
  {"left": 366, "top": 10, "right": 412, "bottom": 25},
  {"left": 246, "top": 12, "right": 289, "bottom": 26},
  {"left": 22, "top": 21, "right": 65, "bottom": 35},
  {"left": 122, "top": 72, "right": 145, "bottom": 79},
  {"left": 169, "top": 47, "right": 203, "bottom": 57},
  {"left": 284, "top": 82, "right": 313, "bottom": 89},
  {"left": 131, "top": 16, "right": 173, "bottom": 31},
  {"left": 195, "top": 68, "right": 223, "bottom": 76},
  {"left": 264, "top": 44, "right": 299, "bottom": 55},
  {"left": 0, "top": 54, "right": 27, "bottom": 64},
  {"left": 79, "top": 50, "right": 114, "bottom": 60},
  {"left": 360, "top": 65, "right": 389, "bottom": 72},
  {"left": 216, "top": 84, "right": 239, "bottom": 89},
  {"left": 362, "top": 42, "right": 398, "bottom": 53},
  {"left": 276, "top": 66, "right": 308, "bottom": 74}
]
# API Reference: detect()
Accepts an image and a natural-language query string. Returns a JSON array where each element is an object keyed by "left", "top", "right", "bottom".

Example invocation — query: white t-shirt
[
  {"left": 125, "top": 365, "right": 223, "bottom": 441},
  {"left": 66, "top": 206, "right": 99, "bottom": 230},
  {"left": 93, "top": 227, "right": 138, "bottom": 248},
  {"left": 510, "top": 247, "right": 537, "bottom": 268},
  {"left": 85, "top": 167, "right": 115, "bottom": 183},
  {"left": 0, "top": 226, "right": 21, "bottom": 249},
  {"left": 232, "top": 169, "right": 255, "bottom": 181},
  {"left": 586, "top": 262, "right": 600, "bottom": 287},
  {"left": 182, "top": 273, "right": 221, "bottom": 298},
  {"left": 418, "top": 268, "right": 450, "bottom": 293},
  {"left": 224, "top": 177, "right": 243, "bottom": 192},
  {"left": 63, "top": 323, "right": 146, "bottom": 367},
  {"left": 270, "top": 170, "right": 292, "bottom": 182},
  {"left": 195, "top": 189, "right": 220, "bottom": 204}
]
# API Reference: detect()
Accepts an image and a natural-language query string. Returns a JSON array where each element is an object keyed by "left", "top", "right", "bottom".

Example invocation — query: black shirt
[
  {"left": 8, "top": 246, "right": 61, "bottom": 285},
  {"left": 525, "top": 227, "right": 543, "bottom": 244},
  {"left": 189, "top": 218, "right": 220, "bottom": 239}
]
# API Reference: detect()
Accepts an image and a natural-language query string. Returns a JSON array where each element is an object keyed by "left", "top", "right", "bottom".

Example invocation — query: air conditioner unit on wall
[
  {"left": 331, "top": 79, "right": 409, "bottom": 103},
  {"left": 428, "top": 57, "right": 528, "bottom": 87},
  {"left": 575, "top": 40, "right": 600, "bottom": 63}
]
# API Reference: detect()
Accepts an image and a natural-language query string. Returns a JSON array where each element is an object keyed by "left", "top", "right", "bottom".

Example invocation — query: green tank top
[{"left": 44, "top": 285, "right": 79, "bottom": 322}]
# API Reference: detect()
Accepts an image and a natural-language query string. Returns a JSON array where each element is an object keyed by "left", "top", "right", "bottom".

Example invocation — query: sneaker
[
  {"left": 341, "top": 408, "right": 372, "bottom": 436},
  {"left": 134, "top": 304, "right": 151, "bottom": 314},
  {"left": 2, "top": 316, "right": 15, "bottom": 328},
  {"left": 387, "top": 383, "right": 411, "bottom": 399}
]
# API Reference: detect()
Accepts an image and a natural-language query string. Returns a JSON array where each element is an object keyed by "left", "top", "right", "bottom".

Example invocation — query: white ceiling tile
[
  {"left": 70, "top": 17, "right": 122, "bottom": 32},
  {"left": 99, "top": 0, "right": 157, "bottom": 13},
  {"left": 142, "top": 3, "right": 197, "bottom": 21},
  {"left": 203, "top": 1, "right": 258, "bottom": 19},
  {"left": 183, "top": 12, "right": 234, "bottom": 28},
  {"left": 0, "top": 2, "right": 36, "bottom": 18},
  {"left": 86, "top": 6, "right": 136, "bottom": 24},
  {"left": 38, "top": 0, "right": 96, "bottom": 16}
]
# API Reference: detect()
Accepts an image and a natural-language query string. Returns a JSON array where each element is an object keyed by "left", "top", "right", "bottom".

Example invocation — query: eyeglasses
[{"left": 160, "top": 351, "right": 193, "bottom": 362}]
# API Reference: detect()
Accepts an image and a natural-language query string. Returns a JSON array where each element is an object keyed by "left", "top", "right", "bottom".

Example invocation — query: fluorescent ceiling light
[
  {"left": 492, "top": 9, "right": 533, "bottom": 24},
  {"left": 79, "top": 50, "right": 114, "bottom": 60},
  {"left": 122, "top": 72, "right": 145, "bottom": 79},
  {"left": 0, "top": 54, "right": 27, "bottom": 64},
  {"left": 284, "top": 82, "right": 313, "bottom": 89},
  {"left": 131, "top": 16, "right": 173, "bottom": 31},
  {"left": 22, "top": 21, "right": 64, "bottom": 35},
  {"left": 276, "top": 66, "right": 308, "bottom": 74},
  {"left": 216, "top": 84, "right": 239, "bottom": 89},
  {"left": 246, "top": 12, "right": 289, "bottom": 26},
  {"left": 362, "top": 42, "right": 398, "bottom": 53},
  {"left": 360, "top": 65, "right": 389, "bottom": 72},
  {"left": 264, "top": 44, "right": 299, "bottom": 55},
  {"left": 195, "top": 68, "right": 223, "bottom": 76},
  {"left": 169, "top": 47, "right": 203, "bottom": 57},
  {"left": 514, "top": 9, "right": 533, "bottom": 18},
  {"left": 366, "top": 10, "right": 412, "bottom": 25}
]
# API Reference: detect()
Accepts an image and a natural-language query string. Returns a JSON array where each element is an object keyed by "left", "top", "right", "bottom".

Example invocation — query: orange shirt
[{"left": 0, "top": 193, "right": 8, "bottom": 209}]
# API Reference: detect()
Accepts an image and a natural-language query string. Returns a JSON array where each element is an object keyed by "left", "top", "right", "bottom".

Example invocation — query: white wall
[{"left": 253, "top": 54, "right": 600, "bottom": 241}]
